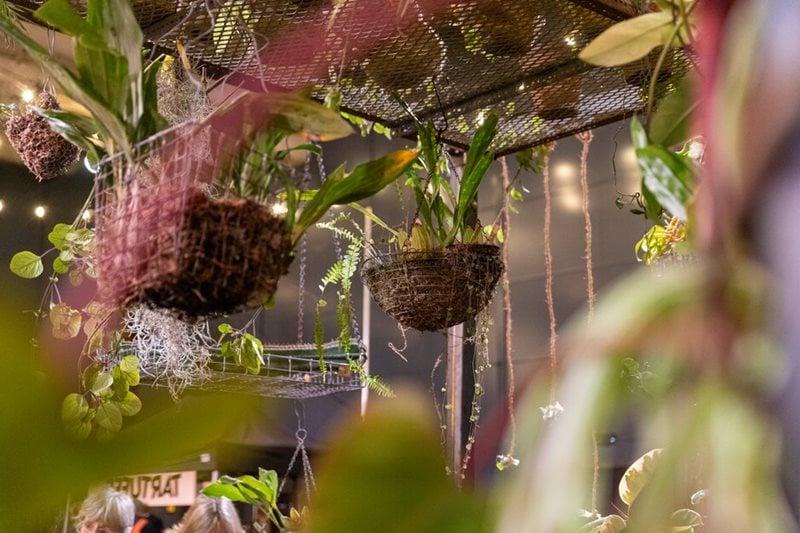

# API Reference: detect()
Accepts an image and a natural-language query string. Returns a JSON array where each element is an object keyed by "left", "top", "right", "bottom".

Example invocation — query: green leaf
[
  {"left": 61, "top": 393, "right": 89, "bottom": 423},
  {"left": 94, "top": 401, "right": 122, "bottom": 432},
  {"left": 65, "top": 419, "right": 93, "bottom": 440},
  {"left": 50, "top": 303, "right": 82, "bottom": 339},
  {"left": 34, "top": 0, "right": 93, "bottom": 37},
  {"left": 90, "top": 371, "right": 113, "bottom": 394},
  {"left": 649, "top": 79, "right": 697, "bottom": 147},
  {"left": 9, "top": 251, "right": 43, "bottom": 279},
  {"left": 671, "top": 509, "right": 703, "bottom": 531},
  {"left": 118, "top": 392, "right": 142, "bottom": 417},
  {"left": 218, "top": 323, "right": 234, "bottom": 334},
  {"left": 111, "top": 369, "right": 130, "bottom": 400},
  {"left": 52, "top": 257, "right": 69, "bottom": 275},
  {"left": 578, "top": 11, "right": 675, "bottom": 67},
  {"left": 618, "top": 448, "right": 663, "bottom": 506},
  {"left": 630, "top": 116, "right": 649, "bottom": 150},
  {"left": 636, "top": 145, "right": 693, "bottom": 221},
  {"left": 203, "top": 482, "right": 243, "bottom": 501},
  {"left": 74, "top": 36, "right": 129, "bottom": 120},
  {"left": 292, "top": 149, "right": 417, "bottom": 244},
  {"left": 118, "top": 355, "right": 139, "bottom": 374},
  {"left": 258, "top": 468, "right": 279, "bottom": 494},
  {"left": 33, "top": 108, "right": 102, "bottom": 163}
]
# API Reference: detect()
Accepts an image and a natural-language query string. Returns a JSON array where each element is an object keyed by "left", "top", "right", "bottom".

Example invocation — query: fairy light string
[{"left": 576, "top": 130, "right": 600, "bottom": 513}]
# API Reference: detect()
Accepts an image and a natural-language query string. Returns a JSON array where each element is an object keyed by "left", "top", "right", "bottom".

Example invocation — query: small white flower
[{"left": 539, "top": 400, "right": 564, "bottom": 420}]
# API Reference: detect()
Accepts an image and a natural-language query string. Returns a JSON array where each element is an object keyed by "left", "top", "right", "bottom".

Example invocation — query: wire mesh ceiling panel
[{"left": 10, "top": 0, "right": 688, "bottom": 155}]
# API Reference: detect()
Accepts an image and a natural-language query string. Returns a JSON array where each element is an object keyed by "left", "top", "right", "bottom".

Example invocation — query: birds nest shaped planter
[{"left": 362, "top": 243, "right": 503, "bottom": 331}]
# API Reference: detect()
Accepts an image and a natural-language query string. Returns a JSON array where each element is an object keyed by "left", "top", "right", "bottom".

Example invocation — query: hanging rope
[
  {"left": 577, "top": 130, "right": 600, "bottom": 513},
  {"left": 500, "top": 157, "right": 517, "bottom": 457},
  {"left": 542, "top": 145, "right": 559, "bottom": 406}
]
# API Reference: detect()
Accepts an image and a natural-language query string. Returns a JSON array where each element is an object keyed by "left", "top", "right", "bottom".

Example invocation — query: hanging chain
[
  {"left": 296, "top": 158, "right": 312, "bottom": 342},
  {"left": 279, "top": 402, "right": 317, "bottom": 503}
]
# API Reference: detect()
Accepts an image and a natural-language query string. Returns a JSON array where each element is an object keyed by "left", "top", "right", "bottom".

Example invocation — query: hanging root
[
  {"left": 387, "top": 321, "right": 409, "bottom": 362},
  {"left": 124, "top": 305, "right": 215, "bottom": 398}
]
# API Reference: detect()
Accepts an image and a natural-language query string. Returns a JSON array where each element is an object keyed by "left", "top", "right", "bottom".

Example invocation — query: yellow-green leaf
[
  {"left": 9, "top": 251, "right": 43, "bottom": 279},
  {"left": 579, "top": 12, "right": 675, "bottom": 67},
  {"left": 618, "top": 448, "right": 663, "bottom": 506},
  {"left": 49, "top": 303, "right": 82, "bottom": 340}
]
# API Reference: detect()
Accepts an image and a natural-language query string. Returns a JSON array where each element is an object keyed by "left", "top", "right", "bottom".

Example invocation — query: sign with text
[{"left": 112, "top": 470, "right": 197, "bottom": 507}]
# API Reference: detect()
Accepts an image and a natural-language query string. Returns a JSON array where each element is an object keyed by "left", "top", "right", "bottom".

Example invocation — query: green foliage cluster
[
  {"left": 62, "top": 354, "right": 142, "bottom": 441},
  {"left": 203, "top": 468, "right": 308, "bottom": 531},
  {"left": 218, "top": 323, "right": 265, "bottom": 375},
  {"left": 0, "top": 0, "right": 167, "bottom": 162},
  {"left": 10, "top": 222, "right": 96, "bottom": 284},
  {"left": 315, "top": 215, "right": 393, "bottom": 398}
]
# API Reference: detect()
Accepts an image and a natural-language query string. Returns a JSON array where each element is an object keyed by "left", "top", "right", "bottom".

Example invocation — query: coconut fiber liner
[
  {"left": 103, "top": 188, "right": 293, "bottom": 319},
  {"left": 362, "top": 243, "right": 503, "bottom": 331}
]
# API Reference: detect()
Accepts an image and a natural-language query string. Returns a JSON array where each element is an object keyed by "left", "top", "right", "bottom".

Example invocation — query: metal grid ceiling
[{"left": 12, "top": 0, "right": 686, "bottom": 155}]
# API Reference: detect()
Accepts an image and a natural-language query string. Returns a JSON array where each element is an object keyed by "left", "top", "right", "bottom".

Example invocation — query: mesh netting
[
  {"left": 362, "top": 243, "right": 503, "bottom": 331},
  {"left": 13, "top": 0, "right": 685, "bottom": 154},
  {"left": 94, "top": 96, "right": 294, "bottom": 319}
]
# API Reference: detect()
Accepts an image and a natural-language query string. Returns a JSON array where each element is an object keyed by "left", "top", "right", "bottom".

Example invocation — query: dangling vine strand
[{"left": 499, "top": 157, "right": 517, "bottom": 462}]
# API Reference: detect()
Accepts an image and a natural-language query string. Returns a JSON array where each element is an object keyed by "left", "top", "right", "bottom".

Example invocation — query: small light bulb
[
  {"left": 518, "top": 83, "right": 526, "bottom": 92},
  {"left": 553, "top": 162, "right": 577, "bottom": 182},
  {"left": 82, "top": 209, "right": 92, "bottom": 221},
  {"left": 34, "top": 205, "right": 46, "bottom": 218},
  {"left": 21, "top": 88, "right": 35, "bottom": 103},
  {"left": 271, "top": 202, "right": 288, "bottom": 216},
  {"left": 564, "top": 35, "right": 577, "bottom": 47},
  {"left": 0, "top": 199, "right": 4, "bottom": 212}
]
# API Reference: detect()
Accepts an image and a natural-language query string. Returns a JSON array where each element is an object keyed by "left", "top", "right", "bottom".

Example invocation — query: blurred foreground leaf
[{"left": 308, "top": 392, "right": 492, "bottom": 533}]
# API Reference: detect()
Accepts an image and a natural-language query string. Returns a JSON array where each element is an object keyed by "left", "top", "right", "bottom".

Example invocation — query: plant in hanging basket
[
  {"left": 3, "top": 92, "right": 80, "bottom": 181},
  {"left": 96, "top": 92, "right": 417, "bottom": 318},
  {"left": 468, "top": 0, "right": 543, "bottom": 58},
  {"left": 530, "top": 77, "right": 582, "bottom": 121},
  {"left": 359, "top": 110, "right": 504, "bottom": 331}
]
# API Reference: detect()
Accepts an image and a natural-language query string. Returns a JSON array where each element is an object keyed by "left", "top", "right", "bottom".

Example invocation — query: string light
[
  {"left": 271, "top": 202, "right": 288, "bottom": 216},
  {"left": 20, "top": 87, "right": 35, "bottom": 103},
  {"left": 34, "top": 205, "right": 46, "bottom": 218},
  {"left": 0, "top": 199, "right": 4, "bottom": 212},
  {"left": 558, "top": 186, "right": 582, "bottom": 212},
  {"left": 82, "top": 209, "right": 92, "bottom": 221},
  {"left": 553, "top": 161, "right": 577, "bottom": 183},
  {"left": 564, "top": 35, "right": 577, "bottom": 47}
]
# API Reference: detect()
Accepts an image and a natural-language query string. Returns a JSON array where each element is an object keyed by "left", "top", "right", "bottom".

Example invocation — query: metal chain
[
  {"left": 296, "top": 158, "right": 312, "bottom": 342},
  {"left": 279, "top": 402, "right": 316, "bottom": 502}
]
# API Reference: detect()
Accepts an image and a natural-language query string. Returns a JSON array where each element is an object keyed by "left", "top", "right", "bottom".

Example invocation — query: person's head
[
  {"left": 75, "top": 486, "right": 136, "bottom": 533},
  {"left": 178, "top": 495, "right": 242, "bottom": 533}
]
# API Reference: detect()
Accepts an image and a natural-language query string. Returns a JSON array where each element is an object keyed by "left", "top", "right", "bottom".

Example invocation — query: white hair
[
  {"left": 176, "top": 495, "right": 243, "bottom": 533},
  {"left": 76, "top": 486, "right": 136, "bottom": 533}
]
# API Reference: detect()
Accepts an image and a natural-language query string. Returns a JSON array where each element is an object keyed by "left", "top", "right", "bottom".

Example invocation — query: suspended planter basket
[
  {"left": 532, "top": 77, "right": 582, "bottom": 121},
  {"left": 362, "top": 244, "right": 503, "bottom": 331},
  {"left": 94, "top": 118, "right": 295, "bottom": 320},
  {"left": 4, "top": 92, "right": 79, "bottom": 181},
  {"left": 366, "top": 23, "right": 444, "bottom": 91},
  {"left": 472, "top": 0, "right": 544, "bottom": 58}
]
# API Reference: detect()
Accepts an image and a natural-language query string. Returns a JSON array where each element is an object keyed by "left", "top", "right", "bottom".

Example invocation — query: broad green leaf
[
  {"left": 202, "top": 482, "right": 243, "bottom": 501},
  {"left": 671, "top": 508, "right": 703, "bottom": 531},
  {"left": 94, "top": 401, "right": 122, "bottom": 432},
  {"left": 111, "top": 369, "right": 130, "bottom": 400},
  {"left": 48, "top": 223, "right": 72, "bottom": 250},
  {"left": 258, "top": 468, "right": 279, "bottom": 494},
  {"left": 619, "top": 448, "right": 663, "bottom": 506},
  {"left": 61, "top": 393, "right": 89, "bottom": 423},
  {"left": 636, "top": 145, "right": 693, "bottom": 221},
  {"left": 85, "top": 0, "right": 143, "bottom": 83},
  {"left": 53, "top": 257, "right": 69, "bottom": 275},
  {"left": 218, "top": 323, "right": 234, "bottom": 334},
  {"left": 34, "top": 108, "right": 102, "bottom": 163},
  {"left": 49, "top": 303, "right": 82, "bottom": 340},
  {"left": 630, "top": 116, "right": 649, "bottom": 150},
  {"left": 65, "top": 419, "right": 93, "bottom": 440},
  {"left": 293, "top": 149, "right": 417, "bottom": 244},
  {"left": 649, "top": 79, "right": 697, "bottom": 147},
  {"left": 90, "top": 371, "right": 114, "bottom": 394},
  {"left": 9, "top": 251, "right": 43, "bottom": 278},
  {"left": 119, "top": 392, "right": 142, "bottom": 417},
  {"left": 269, "top": 93, "right": 354, "bottom": 141},
  {"left": 583, "top": 514, "right": 626, "bottom": 532},
  {"left": 237, "top": 474, "right": 274, "bottom": 504},
  {"left": 74, "top": 36, "right": 129, "bottom": 119},
  {"left": 119, "top": 355, "right": 139, "bottom": 374},
  {"left": 579, "top": 11, "right": 675, "bottom": 67},
  {"left": 34, "top": 0, "right": 93, "bottom": 37}
]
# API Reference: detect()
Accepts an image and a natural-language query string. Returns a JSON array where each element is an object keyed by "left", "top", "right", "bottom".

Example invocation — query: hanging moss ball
[
  {"left": 4, "top": 92, "right": 79, "bottom": 181},
  {"left": 472, "top": 0, "right": 540, "bottom": 57},
  {"left": 366, "top": 24, "right": 444, "bottom": 91}
]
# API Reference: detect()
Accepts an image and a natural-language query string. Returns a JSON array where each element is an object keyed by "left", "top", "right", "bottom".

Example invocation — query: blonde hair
[
  {"left": 177, "top": 495, "right": 243, "bottom": 533},
  {"left": 76, "top": 486, "right": 136, "bottom": 533}
]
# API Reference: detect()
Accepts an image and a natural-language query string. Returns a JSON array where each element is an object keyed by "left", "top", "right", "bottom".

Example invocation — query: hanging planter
[
  {"left": 471, "top": 0, "right": 543, "bottom": 58},
  {"left": 102, "top": 187, "right": 294, "bottom": 318},
  {"left": 531, "top": 78, "right": 582, "bottom": 121},
  {"left": 4, "top": 92, "right": 79, "bottom": 181},
  {"left": 362, "top": 244, "right": 503, "bottom": 331},
  {"left": 366, "top": 24, "right": 444, "bottom": 91}
]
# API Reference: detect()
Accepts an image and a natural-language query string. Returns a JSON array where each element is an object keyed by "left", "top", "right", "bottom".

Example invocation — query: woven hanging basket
[
  {"left": 99, "top": 188, "right": 293, "bottom": 319},
  {"left": 362, "top": 244, "right": 503, "bottom": 331}
]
